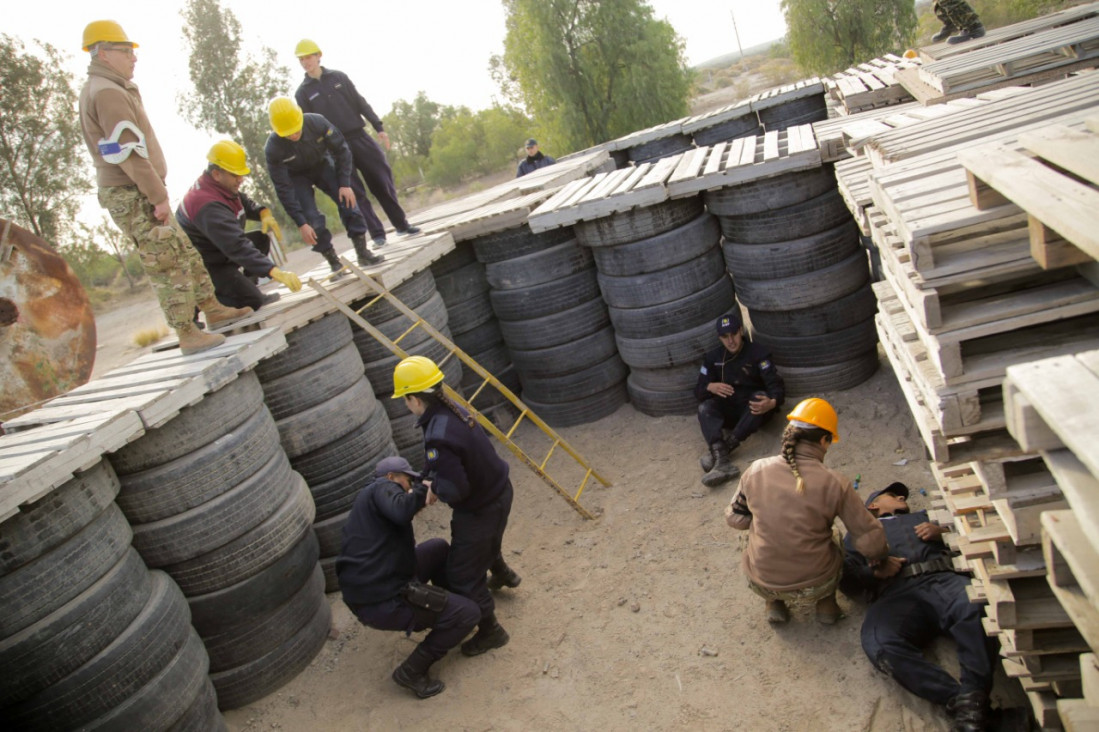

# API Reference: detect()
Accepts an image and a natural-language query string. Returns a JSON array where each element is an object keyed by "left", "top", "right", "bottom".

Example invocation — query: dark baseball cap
[
  {"left": 375, "top": 456, "right": 421, "bottom": 480},
  {"left": 716, "top": 312, "right": 742, "bottom": 335},
  {"left": 865, "top": 481, "right": 909, "bottom": 507},
  {"left": 525, "top": 138, "right": 538, "bottom": 147}
]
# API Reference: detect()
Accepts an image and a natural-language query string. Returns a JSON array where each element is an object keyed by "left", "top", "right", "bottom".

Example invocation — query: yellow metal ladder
[{"left": 307, "top": 258, "right": 610, "bottom": 520}]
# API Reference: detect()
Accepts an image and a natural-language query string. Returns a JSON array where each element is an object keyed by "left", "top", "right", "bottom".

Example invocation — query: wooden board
[
  {"left": 748, "top": 77, "right": 825, "bottom": 110},
  {"left": 1042, "top": 510, "right": 1099, "bottom": 654},
  {"left": 922, "top": 1, "right": 1099, "bottom": 61},
  {"left": 826, "top": 54, "right": 918, "bottom": 114},
  {"left": 984, "top": 575, "right": 1074, "bottom": 630},
  {"left": 681, "top": 99, "right": 755, "bottom": 135}
]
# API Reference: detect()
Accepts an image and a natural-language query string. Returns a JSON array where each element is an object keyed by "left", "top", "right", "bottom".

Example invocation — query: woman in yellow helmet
[{"left": 725, "top": 397, "right": 888, "bottom": 624}]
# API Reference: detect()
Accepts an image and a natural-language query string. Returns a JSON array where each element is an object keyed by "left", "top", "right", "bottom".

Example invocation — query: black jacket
[
  {"left": 264, "top": 113, "right": 355, "bottom": 226},
  {"left": 516, "top": 152, "right": 556, "bottom": 177},
  {"left": 295, "top": 68, "right": 384, "bottom": 135},
  {"left": 336, "top": 477, "right": 428, "bottom": 606},
  {"left": 694, "top": 340, "right": 785, "bottom": 406},
  {"left": 841, "top": 509, "right": 952, "bottom": 599},
  {"left": 418, "top": 403, "right": 510, "bottom": 513},
  {"left": 176, "top": 171, "right": 271, "bottom": 278}
]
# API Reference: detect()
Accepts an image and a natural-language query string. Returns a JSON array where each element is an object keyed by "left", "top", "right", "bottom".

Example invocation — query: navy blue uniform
[
  {"left": 841, "top": 510, "right": 996, "bottom": 705},
  {"left": 694, "top": 340, "right": 785, "bottom": 446},
  {"left": 296, "top": 68, "right": 412, "bottom": 235},
  {"left": 177, "top": 171, "right": 273, "bottom": 310},
  {"left": 418, "top": 402, "right": 512, "bottom": 623},
  {"left": 337, "top": 476, "right": 478, "bottom": 662},
  {"left": 264, "top": 113, "right": 369, "bottom": 254},
  {"left": 516, "top": 152, "right": 556, "bottom": 177}
]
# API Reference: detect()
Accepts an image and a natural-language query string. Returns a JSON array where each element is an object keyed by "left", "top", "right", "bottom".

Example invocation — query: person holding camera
[{"left": 337, "top": 456, "right": 479, "bottom": 699}]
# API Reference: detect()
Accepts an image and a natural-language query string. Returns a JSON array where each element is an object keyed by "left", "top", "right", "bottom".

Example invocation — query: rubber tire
[
  {"left": 574, "top": 197, "right": 704, "bottom": 248},
  {"left": 166, "top": 678, "right": 224, "bottom": 732},
  {"left": 750, "top": 316, "right": 878, "bottom": 367},
  {"left": 626, "top": 374, "right": 697, "bottom": 417},
  {"left": 260, "top": 342, "right": 365, "bottom": 421},
  {"left": 757, "top": 94, "right": 828, "bottom": 131},
  {"left": 780, "top": 349, "right": 880, "bottom": 394},
  {"left": 590, "top": 213, "right": 720, "bottom": 277},
  {"left": 608, "top": 274, "right": 734, "bottom": 339},
  {"left": 704, "top": 165, "right": 836, "bottom": 217},
  {"left": 519, "top": 355, "right": 628, "bottom": 403},
  {"left": 453, "top": 318, "right": 504, "bottom": 355},
  {"left": 254, "top": 313, "right": 352, "bottom": 382},
  {"left": 628, "top": 363, "right": 699, "bottom": 391},
  {"left": 485, "top": 239, "right": 592, "bottom": 290},
  {"left": 465, "top": 364, "right": 521, "bottom": 411},
  {"left": 462, "top": 343, "right": 511, "bottom": 384},
  {"left": 313, "top": 511, "right": 349, "bottom": 557},
  {"left": 734, "top": 250, "right": 870, "bottom": 312},
  {"left": 427, "top": 241, "right": 477, "bottom": 276},
  {"left": 353, "top": 269, "right": 437, "bottom": 325},
  {"left": 717, "top": 189, "right": 852, "bottom": 245},
  {"left": 320, "top": 555, "right": 340, "bottom": 593},
  {"left": 471, "top": 225, "right": 575, "bottom": 264},
  {"left": 627, "top": 134, "right": 694, "bottom": 162},
  {"left": 445, "top": 289, "right": 495, "bottom": 333},
  {"left": 490, "top": 269, "right": 600, "bottom": 322},
  {"left": 598, "top": 248, "right": 727, "bottom": 309},
  {"left": 276, "top": 377, "right": 378, "bottom": 459},
  {"left": 388, "top": 411, "right": 422, "bottom": 451},
  {"left": 615, "top": 319, "right": 714, "bottom": 369},
  {"left": 310, "top": 447, "right": 391, "bottom": 522},
  {"left": 210, "top": 597, "right": 331, "bottom": 710},
  {"left": 352, "top": 290, "right": 449, "bottom": 364},
  {"left": 748, "top": 284, "right": 878, "bottom": 337},
  {"left": 433, "top": 260, "right": 489, "bottom": 304},
  {"left": 692, "top": 118, "right": 762, "bottom": 147},
  {"left": 723, "top": 220, "right": 860, "bottom": 281},
  {"left": 288, "top": 401, "right": 392, "bottom": 485},
  {"left": 498, "top": 296, "right": 609, "bottom": 351},
  {"left": 522, "top": 381, "right": 628, "bottom": 428},
  {"left": 109, "top": 372, "right": 265, "bottom": 474},
  {"left": 509, "top": 326, "right": 618, "bottom": 379}
]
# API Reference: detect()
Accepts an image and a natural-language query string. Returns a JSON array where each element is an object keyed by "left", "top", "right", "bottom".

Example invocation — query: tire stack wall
[
  {"left": 350, "top": 269, "right": 461, "bottom": 473},
  {"left": 574, "top": 197, "right": 734, "bottom": 416},
  {"left": 627, "top": 134, "right": 695, "bottom": 166},
  {"left": 705, "top": 166, "right": 879, "bottom": 395},
  {"left": 690, "top": 114, "right": 763, "bottom": 148},
  {"left": 108, "top": 371, "right": 329, "bottom": 711},
  {"left": 256, "top": 313, "right": 397, "bottom": 595},
  {"left": 430, "top": 242, "right": 518, "bottom": 416},
  {"left": 482, "top": 224, "right": 628, "bottom": 427},
  {"left": 0, "top": 461, "right": 224, "bottom": 730},
  {"left": 756, "top": 93, "right": 829, "bottom": 132}
]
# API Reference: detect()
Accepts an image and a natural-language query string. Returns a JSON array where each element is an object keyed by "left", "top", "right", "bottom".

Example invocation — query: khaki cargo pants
[{"left": 98, "top": 185, "right": 214, "bottom": 330}]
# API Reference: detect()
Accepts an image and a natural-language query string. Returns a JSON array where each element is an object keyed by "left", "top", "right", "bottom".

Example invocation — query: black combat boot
[
  {"left": 391, "top": 645, "right": 445, "bottom": 699},
  {"left": 351, "top": 234, "right": 385, "bottom": 266},
  {"left": 948, "top": 22, "right": 985, "bottom": 43},
  {"left": 931, "top": 22, "right": 956, "bottom": 42},
  {"left": 488, "top": 556, "right": 522, "bottom": 590},
  {"left": 321, "top": 247, "right": 346, "bottom": 275},
  {"left": 701, "top": 441, "right": 739, "bottom": 487},
  {"left": 946, "top": 690, "right": 989, "bottom": 732},
  {"left": 461, "top": 616, "right": 510, "bottom": 656},
  {"left": 700, "top": 436, "right": 740, "bottom": 473}
]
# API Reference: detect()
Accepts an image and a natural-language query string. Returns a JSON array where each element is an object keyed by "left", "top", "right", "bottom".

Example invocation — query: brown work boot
[
  {"left": 199, "top": 298, "right": 253, "bottom": 328},
  {"left": 766, "top": 599, "right": 789, "bottom": 624},
  {"left": 815, "top": 593, "right": 842, "bottom": 625},
  {"left": 177, "top": 323, "right": 226, "bottom": 355}
]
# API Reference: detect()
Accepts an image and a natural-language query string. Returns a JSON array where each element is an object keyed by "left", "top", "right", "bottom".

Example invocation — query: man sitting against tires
[
  {"left": 695, "top": 312, "right": 784, "bottom": 487},
  {"left": 337, "top": 456, "right": 479, "bottom": 699}
]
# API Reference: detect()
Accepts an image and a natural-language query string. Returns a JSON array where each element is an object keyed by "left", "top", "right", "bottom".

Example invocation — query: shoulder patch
[
  {"left": 760, "top": 360, "right": 773, "bottom": 371},
  {"left": 426, "top": 448, "right": 438, "bottom": 462},
  {"left": 700, "top": 365, "right": 709, "bottom": 375}
]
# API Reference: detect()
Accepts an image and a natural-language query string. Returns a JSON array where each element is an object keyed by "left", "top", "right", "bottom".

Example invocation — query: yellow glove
[
  {"left": 269, "top": 266, "right": 302, "bottom": 292},
  {"left": 259, "top": 208, "right": 282, "bottom": 242}
]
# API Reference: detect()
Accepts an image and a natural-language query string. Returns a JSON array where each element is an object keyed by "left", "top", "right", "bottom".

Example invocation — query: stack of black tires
[
  {"left": 351, "top": 270, "right": 461, "bottom": 472},
  {"left": 690, "top": 112, "right": 762, "bottom": 148},
  {"left": 484, "top": 224, "right": 627, "bottom": 427},
  {"left": 256, "top": 313, "right": 396, "bottom": 593},
  {"left": 706, "top": 167, "right": 879, "bottom": 395},
  {"left": 0, "top": 461, "right": 224, "bottom": 729},
  {"left": 575, "top": 197, "right": 734, "bottom": 417},
  {"left": 756, "top": 91, "right": 829, "bottom": 132},
  {"left": 627, "top": 133, "right": 694, "bottom": 166},
  {"left": 107, "top": 371, "right": 328, "bottom": 711}
]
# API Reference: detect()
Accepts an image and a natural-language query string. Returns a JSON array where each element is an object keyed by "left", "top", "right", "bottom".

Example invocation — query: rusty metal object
[{"left": 0, "top": 218, "right": 96, "bottom": 422}]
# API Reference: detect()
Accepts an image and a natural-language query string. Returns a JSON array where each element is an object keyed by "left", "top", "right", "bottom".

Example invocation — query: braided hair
[
  {"left": 415, "top": 386, "right": 476, "bottom": 428},
  {"left": 781, "top": 422, "right": 833, "bottom": 495}
]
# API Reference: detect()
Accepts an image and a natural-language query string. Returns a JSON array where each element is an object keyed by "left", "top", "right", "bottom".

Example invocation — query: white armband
[{"left": 97, "top": 121, "right": 149, "bottom": 164}]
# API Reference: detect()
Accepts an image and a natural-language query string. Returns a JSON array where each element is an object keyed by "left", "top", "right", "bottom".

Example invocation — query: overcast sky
[{"left": 8, "top": 0, "right": 787, "bottom": 219}]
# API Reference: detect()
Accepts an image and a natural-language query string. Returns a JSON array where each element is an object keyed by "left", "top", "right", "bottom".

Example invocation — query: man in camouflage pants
[
  {"left": 932, "top": 0, "right": 986, "bottom": 44},
  {"left": 78, "top": 20, "right": 252, "bottom": 355}
]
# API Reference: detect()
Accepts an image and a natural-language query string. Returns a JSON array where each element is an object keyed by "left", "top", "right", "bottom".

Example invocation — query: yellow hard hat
[
  {"left": 295, "top": 39, "right": 321, "bottom": 57},
  {"left": 392, "top": 356, "right": 444, "bottom": 399},
  {"left": 82, "top": 20, "right": 138, "bottom": 52},
  {"left": 206, "top": 140, "right": 250, "bottom": 176},
  {"left": 269, "top": 97, "right": 304, "bottom": 137},
  {"left": 786, "top": 397, "right": 840, "bottom": 441},
  {"left": 903, "top": 48, "right": 919, "bottom": 59}
]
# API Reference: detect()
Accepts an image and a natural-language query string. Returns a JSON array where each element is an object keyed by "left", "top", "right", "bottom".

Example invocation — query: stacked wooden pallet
[
  {"left": 825, "top": 54, "right": 919, "bottom": 114},
  {"left": 921, "top": 1, "right": 1099, "bottom": 63}
]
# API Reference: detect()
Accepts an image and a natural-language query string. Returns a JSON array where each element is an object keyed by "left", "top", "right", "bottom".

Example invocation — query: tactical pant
[
  {"left": 697, "top": 392, "right": 774, "bottom": 447},
  {"left": 934, "top": 0, "right": 981, "bottom": 31},
  {"left": 288, "top": 159, "right": 370, "bottom": 254},
  {"left": 447, "top": 481, "right": 514, "bottom": 623},
  {"left": 203, "top": 231, "right": 271, "bottom": 311},
  {"left": 98, "top": 185, "right": 214, "bottom": 330},
  {"left": 345, "top": 128, "right": 411, "bottom": 233},
  {"left": 861, "top": 572, "right": 996, "bottom": 705},
  {"left": 349, "top": 538, "right": 480, "bottom": 663}
]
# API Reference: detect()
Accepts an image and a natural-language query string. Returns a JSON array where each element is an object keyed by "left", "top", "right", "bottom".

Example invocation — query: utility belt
[
  {"left": 898, "top": 556, "right": 955, "bottom": 578},
  {"left": 400, "top": 580, "right": 447, "bottom": 612}
]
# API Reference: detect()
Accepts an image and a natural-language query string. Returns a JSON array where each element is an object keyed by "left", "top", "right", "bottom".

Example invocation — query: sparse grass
[{"left": 133, "top": 326, "right": 169, "bottom": 348}]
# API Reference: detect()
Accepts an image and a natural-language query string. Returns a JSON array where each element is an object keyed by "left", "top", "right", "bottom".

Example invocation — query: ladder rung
[
  {"left": 540, "top": 440, "right": 561, "bottom": 472},
  {"left": 506, "top": 410, "right": 528, "bottom": 439},
  {"left": 468, "top": 379, "right": 489, "bottom": 402},
  {"left": 393, "top": 318, "right": 426, "bottom": 345}
]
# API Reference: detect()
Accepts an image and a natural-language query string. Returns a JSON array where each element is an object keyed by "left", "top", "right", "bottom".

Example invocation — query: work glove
[
  {"left": 259, "top": 208, "right": 283, "bottom": 242},
  {"left": 269, "top": 266, "right": 302, "bottom": 292}
]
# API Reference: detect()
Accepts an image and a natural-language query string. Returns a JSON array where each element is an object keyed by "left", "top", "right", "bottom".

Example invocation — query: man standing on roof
[
  {"left": 79, "top": 20, "right": 252, "bottom": 354},
  {"left": 515, "top": 139, "right": 555, "bottom": 177},
  {"left": 294, "top": 40, "right": 420, "bottom": 248}
]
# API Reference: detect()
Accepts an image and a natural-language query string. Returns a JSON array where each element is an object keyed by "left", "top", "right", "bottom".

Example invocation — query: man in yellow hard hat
[
  {"left": 78, "top": 20, "right": 253, "bottom": 354},
  {"left": 176, "top": 140, "right": 303, "bottom": 311},
  {"left": 294, "top": 40, "right": 420, "bottom": 248}
]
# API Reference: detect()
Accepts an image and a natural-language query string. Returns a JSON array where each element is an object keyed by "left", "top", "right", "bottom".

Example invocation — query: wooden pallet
[
  {"left": 748, "top": 77, "right": 825, "bottom": 111},
  {"left": 986, "top": 574, "right": 1075, "bottom": 631},
  {"left": 681, "top": 99, "right": 755, "bottom": 136},
  {"left": 835, "top": 156, "right": 875, "bottom": 234},
  {"left": 922, "top": 1, "right": 1099, "bottom": 62},
  {"left": 960, "top": 119, "right": 1099, "bottom": 268},
  {"left": 602, "top": 119, "right": 687, "bottom": 152},
  {"left": 1043, "top": 510, "right": 1099, "bottom": 654},
  {"left": 422, "top": 189, "right": 557, "bottom": 243},
  {"left": 826, "top": 54, "right": 918, "bottom": 114}
]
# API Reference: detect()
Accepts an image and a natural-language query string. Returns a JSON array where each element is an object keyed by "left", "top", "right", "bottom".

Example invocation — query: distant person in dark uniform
[
  {"left": 515, "top": 138, "right": 556, "bottom": 177},
  {"left": 337, "top": 456, "right": 480, "bottom": 699},
  {"left": 695, "top": 312, "right": 785, "bottom": 487},
  {"left": 264, "top": 97, "right": 383, "bottom": 271},
  {"left": 393, "top": 356, "right": 521, "bottom": 658},
  {"left": 177, "top": 140, "right": 302, "bottom": 311},
  {"left": 932, "top": 0, "right": 986, "bottom": 44},
  {"left": 294, "top": 39, "right": 420, "bottom": 248},
  {"left": 840, "top": 482, "right": 996, "bottom": 732}
]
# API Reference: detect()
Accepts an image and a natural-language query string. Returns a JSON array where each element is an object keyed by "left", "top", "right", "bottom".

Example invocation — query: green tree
[
  {"left": 782, "top": 0, "right": 917, "bottom": 75},
  {"left": 384, "top": 92, "right": 449, "bottom": 188},
  {"left": 426, "top": 105, "right": 532, "bottom": 187},
  {"left": 178, "top": 0, "right": 287, "bottom": 220},
  {"left": 493, "top": 0, "right": 693, "bottom": 151},
  {"left": 0, "top": 35, "right": 92, "bottom": 243}
]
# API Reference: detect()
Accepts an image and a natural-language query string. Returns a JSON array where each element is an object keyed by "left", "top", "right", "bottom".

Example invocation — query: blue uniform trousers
[
  {"left": 288, "top": 159, "right": 370, "bottom": 253},
  {"left": 861, "top": 572, "right": 995, "bottom": 705},
  {"left": 447, "top": 482, "right": 513, "bottom": 624},
  {"left": 206, "top": 230, "right": 270, "bottom": 310},
  {"left": 349, "top": 538, "right": 480, "bottom": 663},
  {"left": 344, "top": 129, "right": 410, "bottom": 233},
  {"left": 698, "top": 391, "right": 773, "bottom": 446}
]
